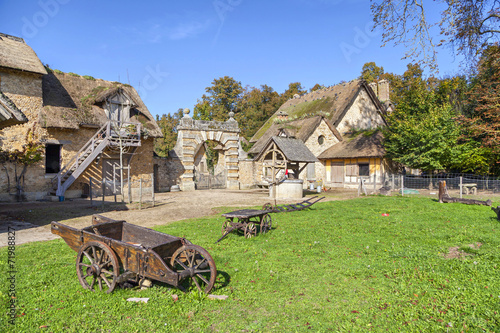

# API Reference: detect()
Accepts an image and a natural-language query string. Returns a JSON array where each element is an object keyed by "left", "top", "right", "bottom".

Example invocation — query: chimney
[
  {"left": 277, "top": 111, "right": 289, "bottom": 121},
  {"left": 377, "top": 79, "right": 390, "bottom": 102}
]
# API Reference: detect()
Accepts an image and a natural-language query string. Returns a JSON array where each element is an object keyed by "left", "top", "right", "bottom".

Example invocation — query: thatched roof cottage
[
  {"left": 0, "top": 33, "right": 161, "bottom": 201},
  {"left": 248, "top": 79, "right": 391, "bottom": 189}
]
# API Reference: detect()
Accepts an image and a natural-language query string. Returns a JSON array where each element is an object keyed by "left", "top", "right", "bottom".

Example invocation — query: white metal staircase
[{"left": 50, "top": 121, "right": 141, "bottom": 197}]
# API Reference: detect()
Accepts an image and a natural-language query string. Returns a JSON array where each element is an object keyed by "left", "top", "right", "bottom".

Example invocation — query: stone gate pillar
[{"left": 173, "top": 109, "right": 240, "bottom": 191}]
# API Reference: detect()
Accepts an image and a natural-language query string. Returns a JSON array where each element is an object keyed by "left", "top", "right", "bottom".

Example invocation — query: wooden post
[
  {"left": 460, "top": 176, "right": 463, "bottom": 199},
  {"left": 89, "top": 177, "right": 93, "bottom": 206},
  {"left": 151, "top": 173, "right": 155, "bottom": 207},
  {"left": 373, "top": 173, "right": 376, "bottom": 193},
  {"left": 101, "top": 178, "right": 105, "bottom": 211},
  {"left": 139, "top": 178, "right": 142, "bottom": 210},
  {"left": 128, "top": 166, "right": 131, "bottom": 204},
  {"left": 438, "top": 180, "right": 446, "bottom": 203},
  {"left": 401, "top": 174, "right": 404, "bottom": 196}
]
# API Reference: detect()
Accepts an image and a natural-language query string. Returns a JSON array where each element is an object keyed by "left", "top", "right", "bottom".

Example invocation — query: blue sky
[{"left": 0, "top": 0, "right": 463, "bottom": 119}]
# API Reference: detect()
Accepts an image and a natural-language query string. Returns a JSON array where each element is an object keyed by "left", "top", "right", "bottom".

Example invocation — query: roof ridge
[{"left": 0, "top": 33, "right": 25, "bottom": 44}]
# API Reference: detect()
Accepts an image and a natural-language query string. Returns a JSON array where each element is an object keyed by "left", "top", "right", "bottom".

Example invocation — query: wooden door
[{"left": 331, "top": 162, "right": 344, "bottom": 184}]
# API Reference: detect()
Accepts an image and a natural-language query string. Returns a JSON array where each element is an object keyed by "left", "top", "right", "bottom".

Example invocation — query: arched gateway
[{"left": 172, "top": 109, "right": 240, "bottom": 191}]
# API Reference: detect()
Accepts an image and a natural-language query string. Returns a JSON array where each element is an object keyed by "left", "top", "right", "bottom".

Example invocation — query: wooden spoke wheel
[
  {"left": 76, "top": 241, "right": 119, "bottom": 294},
  {"left": 221, "top": 218, "right": 231, "bottom": 235},
  {"left": 262, "top": 203, "right": 273, "bottom": 211},
  {"left": 170, "top": 244, "right": 217, "bottom": 294},
  {"left": 244, "top": 222, "right": 257, "bottom": 239},
  {"left": 260, "top": 214, "right": 272, "bottom": 234}
]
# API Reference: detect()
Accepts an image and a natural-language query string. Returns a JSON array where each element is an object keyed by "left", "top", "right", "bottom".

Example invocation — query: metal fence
[{"left": 376, "top": 173, "right": 500, "bottom": 196}]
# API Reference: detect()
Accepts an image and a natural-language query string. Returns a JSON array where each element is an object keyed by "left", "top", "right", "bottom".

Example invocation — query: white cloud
[{"left": 167, "top": 20, "right": 211, "bottom": 40}]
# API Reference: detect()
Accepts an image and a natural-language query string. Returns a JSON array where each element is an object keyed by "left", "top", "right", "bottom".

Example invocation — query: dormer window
[{"left": 104, "top": 92, "right": 134, "bottom": 124}]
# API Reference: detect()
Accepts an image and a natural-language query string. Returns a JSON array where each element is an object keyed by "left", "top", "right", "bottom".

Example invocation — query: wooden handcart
[
  {"left": 51, "top": 214, "right": 217, "bottom": 294},
  {"left": 216, "top": 209, "right": 273, "bottom": 243}
]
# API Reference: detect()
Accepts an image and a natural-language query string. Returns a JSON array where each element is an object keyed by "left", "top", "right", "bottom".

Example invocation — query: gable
[
  {"left": 335, "top": 88, "right": 386, "bottom": 135},
  {"left": 303, "top": 118, "right": 341, "bottom": 156}
]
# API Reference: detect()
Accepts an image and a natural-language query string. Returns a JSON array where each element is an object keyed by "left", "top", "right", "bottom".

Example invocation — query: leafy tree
[
  {"left": 383, "top": 63, "right": 489, "bottom": 173},
  {"left": 154, "top": 108, "right": 184, "bottom": 157},
  {"left": 371, "top": 0, "right": 500, "bottom": 70},
  {"left": 236, "top": 84, "right": 281, "bottom": 140},
  {"left": 460, "top": 44, "right": 500, "bottom": 172},
  {"left": 310, "top": 83, "right": 324, "bottom": 92},
  {"left": 279, "top": 82, "right": 306, "bottom": 102},
  {"left": 360, "top": 62, "right": 385, "bottom": 83},
  {"left": 0, "top": 141, "right": 44, "bottom": 201},
  {"left": 193, "top": 76, "right": 243, "bottom": 121}
]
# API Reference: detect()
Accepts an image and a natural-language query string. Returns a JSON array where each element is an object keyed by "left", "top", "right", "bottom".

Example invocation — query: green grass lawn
[{"left": 2, "top": 196, "right": 500, "bottom": 332}]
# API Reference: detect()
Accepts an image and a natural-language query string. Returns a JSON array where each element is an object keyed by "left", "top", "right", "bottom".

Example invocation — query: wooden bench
[{"left": 461, "top": 183, "right": 477, "bottom": 195}]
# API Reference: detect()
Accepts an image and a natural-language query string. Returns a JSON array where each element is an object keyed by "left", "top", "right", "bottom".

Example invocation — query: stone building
[
  {"left": 247, "top": 79, "right": 391, "bottom": 189},
  {"left": 0, "top": 33, "right": 161, "bottom": 201}
]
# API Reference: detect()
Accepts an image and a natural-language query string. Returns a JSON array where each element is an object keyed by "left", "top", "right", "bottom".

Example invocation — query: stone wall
[
  {"left": 336, "top": 89, "right": 385, "bottom": 135},
  {"left": 154, "top": 155, "right": 185, "bottom": 192},
  {"left": 238, "top": 159, "right": 258, "bottom": 189}
]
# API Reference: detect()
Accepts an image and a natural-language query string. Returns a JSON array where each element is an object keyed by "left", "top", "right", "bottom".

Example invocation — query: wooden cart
[
  {"left": 51, "top": 214, "right": 216, "bottom": 294},
  {"left": 216, "top": 209, "right": 272, "bottom": 243}
]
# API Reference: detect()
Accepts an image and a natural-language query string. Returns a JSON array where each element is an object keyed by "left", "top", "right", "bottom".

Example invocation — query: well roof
[
  {"left": 317, "top": 130, "right": 385, "bottom": 159},
  {"left": 39, "top": 72, "right": 162, "bottom": 137},
  {"left": 250, "top": 80, "right": 385, "bottom": 143},
  {"left": 0, "top": 33, "right": 47, "bottom": 75},
  {"left": 255, "top": 136, "right": 318, "bottom": 163}
]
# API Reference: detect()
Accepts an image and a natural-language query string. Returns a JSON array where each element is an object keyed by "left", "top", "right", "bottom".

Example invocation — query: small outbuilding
[{"left": 254, "top": 136, "right": 318, "bottom": 198}]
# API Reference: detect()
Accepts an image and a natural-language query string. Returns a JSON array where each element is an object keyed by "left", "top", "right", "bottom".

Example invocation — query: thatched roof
[
  {"left": 255, "top": 136, "right": 318, "bottom": 163},
  {"left": 0, "top": 91, "right": 28, "bottom": 129},
  {"left": 250, "top": 80, "right": 385, "bottom": 143},
  {"left": 39, "top": 72, "right": 162, "bottom": 137},
  {"left": 317, "top": 131, "right": 385, "bottom": 159},
  {"left": 0, "top": 33, "right": 47, "bottom": 75},
  {"left": 248, "top": 116, "right": 341, "bottom": 155}
]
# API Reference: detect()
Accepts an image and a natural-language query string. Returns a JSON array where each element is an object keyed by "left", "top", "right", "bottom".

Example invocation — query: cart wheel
[
  {"left": 244, "top": 223, "right": 257, "bottom": 238},
  {"left": 262, "top": 203, "right": 273, "bottom": 211},
  {"left": 170, "top": 244, "right": 217, "bottom": 294},
  {"left": 260, "top": 214, "right": 272, "bottom": 234},
  {"left": 76, "top": 241, "right": 119, "bottom": 294},
  {"left": 221, "top": 218, "right": 231, "bottom": 235}
]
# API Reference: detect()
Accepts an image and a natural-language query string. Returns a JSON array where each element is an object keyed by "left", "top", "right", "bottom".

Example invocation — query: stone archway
[{"left": 172, "top": 110, "right": 240, "bottom": 191}]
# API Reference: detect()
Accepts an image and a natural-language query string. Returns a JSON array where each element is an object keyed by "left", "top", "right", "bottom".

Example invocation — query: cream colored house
[{"left": 248, "top": 79, "right": 390, "bottom": 188}]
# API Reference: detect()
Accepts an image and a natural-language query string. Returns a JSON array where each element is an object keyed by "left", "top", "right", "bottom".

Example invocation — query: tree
[
  {"left": 371, "top": 0, "right": 500, "bottom": 70},
  {"left": 279, "top": 82, "right": 306, "bottom": 102},
  {"left": 0, "top": 141, "right": 43, "bottom": 201},
  {"left": 360, "top": 62, "right": 385, "bottom": 83},
  {"left": 383, "top": 63, "right": 489, "bottom": 173},
  {"left": 154, "top": 108, "right": 184, "bottom": 157},
  {"left": 236, "top": 84, "right": 281, "bottom": 140},
  {"left": 193, "top": 76, "right": 243, "bottom": 121},
  {"left": 460, "top": 44, "right": 500, "bottom": 172}
]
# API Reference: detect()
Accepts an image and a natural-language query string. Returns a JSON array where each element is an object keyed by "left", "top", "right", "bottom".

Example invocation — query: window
[
  {"left": 358, "top": 163, "right": 369, "bottom": 177},
  {"left": 45, "top": 144, "right": 61, "bottom": 173},
  {"left": 318, "top": 135, "right": 325, "bottom": 145}
]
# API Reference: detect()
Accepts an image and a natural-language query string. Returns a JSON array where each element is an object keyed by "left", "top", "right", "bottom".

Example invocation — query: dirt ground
[
  {"left": 1, "top": 187, "right": 497, "bottom": 248},
  {"left": 0, "top": 188, "right": 359, "bottom": 247}
]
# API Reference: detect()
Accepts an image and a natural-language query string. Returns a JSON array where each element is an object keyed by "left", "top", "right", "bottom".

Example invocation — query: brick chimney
[{"left": 277, "top": 111, "right": 289, "bottom": 121}]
